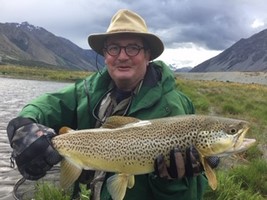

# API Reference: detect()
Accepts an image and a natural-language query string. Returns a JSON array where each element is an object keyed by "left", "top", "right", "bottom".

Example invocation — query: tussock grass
[
  {"left": 34, "top": 182, "right": 71, "bottom": 200},
  {"left": 204, "top": 170, "right": 265, "bottom": 200},
  {"left": 0, "top": 64, "right": 91, "bottom": 82},
  {"left": 34, "top": 182, "right": 90, "bottom": 200},
  {"left": 176, "top": 77, "right": 267, "bottom": 199},
  {"left": 204, "top": 159, "right": 267, "bottom": 200},
  {"left": 229, "top": 159, "right": 267, "bottom": 195}
]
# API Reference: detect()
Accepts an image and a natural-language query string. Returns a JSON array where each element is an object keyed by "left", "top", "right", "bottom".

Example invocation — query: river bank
[
  {"left": 0, "top": 64, "right": 91, "bottom": 82},
  {"left": 176, "top": 71, "right": 267, "bottom": 85},
  {"left": 2, "top": 64, "right": 267, "bottom": 85}
]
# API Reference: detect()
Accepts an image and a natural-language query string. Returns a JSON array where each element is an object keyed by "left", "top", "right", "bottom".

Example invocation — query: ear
[{"left": 103, "top": 51, "right": 108, "bottom": 65}]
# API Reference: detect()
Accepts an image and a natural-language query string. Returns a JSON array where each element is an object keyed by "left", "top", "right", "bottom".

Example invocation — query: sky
[{"left": 1, "top": 0, "right": 267, "bottom": 68}]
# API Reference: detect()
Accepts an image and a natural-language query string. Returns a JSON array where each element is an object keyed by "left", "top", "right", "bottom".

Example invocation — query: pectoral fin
[
  {"left": 60, "top": 158, "right": 82, "bottom": 189},
  {"left": 202, "top": 157, "right": 217, "bottom": 190},
  {"left": 106, "top": 173, "right": 135, "bottom": 200}
]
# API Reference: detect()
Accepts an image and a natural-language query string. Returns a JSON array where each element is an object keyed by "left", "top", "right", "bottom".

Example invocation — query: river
[{"left": 0, "top": 77, "right": 70, "bottom": 200}]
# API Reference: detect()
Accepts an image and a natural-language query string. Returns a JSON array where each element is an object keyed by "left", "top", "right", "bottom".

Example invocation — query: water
[{"left": 0, "top": 77, "right": 70, "bottom": 200}]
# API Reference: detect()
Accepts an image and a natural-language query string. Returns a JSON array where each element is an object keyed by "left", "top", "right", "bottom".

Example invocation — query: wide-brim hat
[{"left": 88, "top": 9, "right": 164, "bottom": 60}]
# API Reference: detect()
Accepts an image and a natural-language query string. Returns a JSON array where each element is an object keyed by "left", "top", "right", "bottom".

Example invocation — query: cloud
[{"left": 1, "top": 0, "right": 267, "bottom": 67}]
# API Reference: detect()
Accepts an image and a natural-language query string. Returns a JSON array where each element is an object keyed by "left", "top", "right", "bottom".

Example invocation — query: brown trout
[{"left": 51, "top": 115, "right": 256, "bottom": 200}]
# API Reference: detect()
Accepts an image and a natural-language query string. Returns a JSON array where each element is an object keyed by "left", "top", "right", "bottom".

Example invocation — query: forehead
[{"left": 105, "top": 34, "right": 143, "bottom": 45}]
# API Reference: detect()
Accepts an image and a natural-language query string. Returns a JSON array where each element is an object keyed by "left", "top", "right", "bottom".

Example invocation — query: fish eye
[{"left": 230, "top": 128, "right": 237, "bottom": 134}]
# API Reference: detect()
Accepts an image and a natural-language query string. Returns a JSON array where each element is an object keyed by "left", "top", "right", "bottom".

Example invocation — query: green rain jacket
[{"left": 19, "top": 60, "right": 208, "bottom": 200}]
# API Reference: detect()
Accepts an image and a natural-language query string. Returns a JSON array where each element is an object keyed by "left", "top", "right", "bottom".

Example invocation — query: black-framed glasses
[{"left": 104, "top": 44, "right": 145, "bottom": 57}]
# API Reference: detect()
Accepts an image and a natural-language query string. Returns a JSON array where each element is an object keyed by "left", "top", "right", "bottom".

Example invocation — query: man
[{"left": 7, "top": 9, "right": 213, "bottom": 200}]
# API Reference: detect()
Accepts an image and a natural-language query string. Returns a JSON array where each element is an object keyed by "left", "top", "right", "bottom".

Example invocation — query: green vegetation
[
  {"left": 0, "top": 64, "right": 91, "bottom": 82},
  {"left": 176, "top": 77, "right": 267, "bottom": 200},
  {"left": 203, "top": 166, "right": 265, "bottom": 200},
  {"left": 5, "top": 66, "right": 266, "bottom": 199},
  {"left": 203, "top": 158, "right": 267, "bottom": 200},
  {"left": 33, "top": 181, "right": 90, "bottom": 200},
  {"left": 33, "top": 182, "right": 71, "bottom": 200}
]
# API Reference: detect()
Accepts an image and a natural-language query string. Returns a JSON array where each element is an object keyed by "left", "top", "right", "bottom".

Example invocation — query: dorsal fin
[
  {"left": 102, "top": 116, "right": 141, "bottom": 129},
  {"left": 59, "top": 127, "right": 74, "bottom": 135}
]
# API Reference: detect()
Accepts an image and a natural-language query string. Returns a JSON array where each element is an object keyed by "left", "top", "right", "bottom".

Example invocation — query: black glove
[
  {"left": 154, "top": 146, "right": 220, "bottom": 180},
  {"left": 7, "top": 117, "right": 62, "bottom": 180},
  {"left": 206, "top": 155, "right": 220, "bottom": 169}
]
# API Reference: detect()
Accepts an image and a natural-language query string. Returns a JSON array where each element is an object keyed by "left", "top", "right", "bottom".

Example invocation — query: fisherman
[{"left": 6, "top": 9, "right": 219, "bottom": 200}]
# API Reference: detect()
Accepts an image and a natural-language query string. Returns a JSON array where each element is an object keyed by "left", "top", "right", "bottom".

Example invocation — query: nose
[{"left": 118, "top": 47, "right": 129, "bottom": 59}]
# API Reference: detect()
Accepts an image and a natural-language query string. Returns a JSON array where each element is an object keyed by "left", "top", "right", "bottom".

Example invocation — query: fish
[{"left": 51, "top": 115, "right": 256, "bottom": 200}]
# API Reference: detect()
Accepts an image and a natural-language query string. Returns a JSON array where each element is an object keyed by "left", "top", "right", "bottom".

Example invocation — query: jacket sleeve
[
  {"left": 164, "top": 89, "right": 196, "bottom": 116},
  {"left": 18, "top": 83, "right": 78, "bottom": 132}
]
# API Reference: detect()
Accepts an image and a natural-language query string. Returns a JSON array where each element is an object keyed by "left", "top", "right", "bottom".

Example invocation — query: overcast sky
[{"left": 1, "top": 0, "right": 267, "bottom": 68}]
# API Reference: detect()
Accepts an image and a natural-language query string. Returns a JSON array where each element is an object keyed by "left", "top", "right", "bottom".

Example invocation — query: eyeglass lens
[{"left": 105, "top": 45, "right": 144, "bottom": 57}]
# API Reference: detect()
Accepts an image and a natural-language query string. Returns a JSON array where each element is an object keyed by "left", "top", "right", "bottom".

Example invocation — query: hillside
[
  {"left": 191, "top": 29, "right": 267, "bottom": 72},
  {"left": 0, "top": 22, "right": 104, "bottom": 71}
]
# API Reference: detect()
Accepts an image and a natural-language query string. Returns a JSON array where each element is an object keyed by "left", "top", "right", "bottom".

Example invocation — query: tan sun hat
[{"left": 88, "top": 9, "right": 164, "bottom": 60}]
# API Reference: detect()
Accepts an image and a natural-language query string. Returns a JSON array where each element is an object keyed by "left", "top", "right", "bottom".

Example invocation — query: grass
[
  {"left": 203, "top": 168, "right": 264, "bottom": 200},
  {"left": 6, "top": 67, "right": 266, "bottom": 199},
  {"left": 203, "top": 159, "right": 267, "bottom": 200},
  {"left": 176, "top": 77, "right": 267, "bottom": 200},
  {"left": 33, "top": 182, "right": 71, "bottom": 200},
  {"left": 33, "top": 182, "right": 90, "bottom": 200},
  {"left": 0, "top": 64, "right": 92, "bottom": 82}
]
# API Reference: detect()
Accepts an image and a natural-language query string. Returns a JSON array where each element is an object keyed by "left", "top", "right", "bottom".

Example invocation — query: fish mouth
[
  {"left": 233, "top": 126, "right": 250, "bottom": 148},
  {"left": 218, "top": 127, "right": 256, "bottom": 157}
]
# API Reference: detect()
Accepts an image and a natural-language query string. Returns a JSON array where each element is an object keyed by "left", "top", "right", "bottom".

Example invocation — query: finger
[
  {"left": 169, "top": 147, "right": 185, "bottom": 179},
  {"left": 190, "top": 146, "right": 200, "bottom": 160},
  {"left": 186, "top": 147, "right": 203, "bottom": 177},
  {"left": 154, "top": 154, "right": 172, "bottom": 179}
]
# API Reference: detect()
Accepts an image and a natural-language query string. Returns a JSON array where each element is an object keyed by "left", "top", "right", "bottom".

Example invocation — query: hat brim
[{"left": 88, "top": 32, "right": 164, "bottom": 60}]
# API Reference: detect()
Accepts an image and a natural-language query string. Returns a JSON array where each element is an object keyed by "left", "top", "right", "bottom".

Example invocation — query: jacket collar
[{"left": 90, "top": 61, "right": 175, "bottom": 120}]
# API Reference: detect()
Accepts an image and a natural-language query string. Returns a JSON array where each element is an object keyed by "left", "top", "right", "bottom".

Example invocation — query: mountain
[
  {"left": 0, "top": 22, "right": 104, "bottom": 71},
  {"left": 191, "top": 29, "right": 267, "bottom": 72},
  {"left": 168, "top": 63, "right": 193, "bottom": 72},
  {"left": 174, "top": 67, "right": 193, "bottom": 72}
]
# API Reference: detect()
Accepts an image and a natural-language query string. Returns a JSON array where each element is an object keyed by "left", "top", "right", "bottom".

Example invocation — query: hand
[
  {"left": 154, "top": 146, "right": 219, "bottom": 180},
  {"left": 7, "top": 117, "right": 62, "bottom": 180}
]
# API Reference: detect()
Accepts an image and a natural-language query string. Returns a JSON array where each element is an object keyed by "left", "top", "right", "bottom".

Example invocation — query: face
[{"left": 103, "top": 35, "right": 151, "bottom": 91}]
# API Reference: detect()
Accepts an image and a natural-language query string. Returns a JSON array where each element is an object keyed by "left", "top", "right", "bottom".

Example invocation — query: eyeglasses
[{"left": 104, "top": 44, "right": 145, "bottom": 57}]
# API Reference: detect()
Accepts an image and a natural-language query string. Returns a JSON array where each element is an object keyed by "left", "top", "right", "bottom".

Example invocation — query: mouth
[
  {"left": 118, "top": 65, "right": 131, "bottom": 68},
  {"left": 233, "top": 126, "right": 250, "bottom": 148}
]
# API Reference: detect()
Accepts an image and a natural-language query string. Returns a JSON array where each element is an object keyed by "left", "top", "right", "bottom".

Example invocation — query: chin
[{"left": 115, "top": 72, "right": 133, "bottom": 79}]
